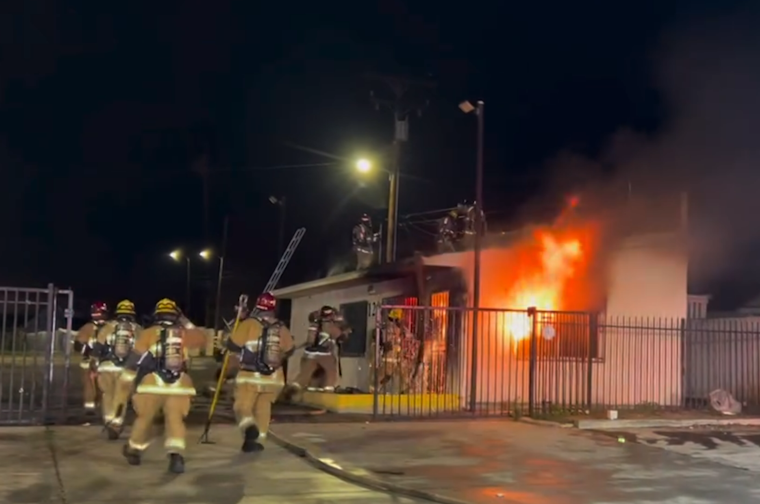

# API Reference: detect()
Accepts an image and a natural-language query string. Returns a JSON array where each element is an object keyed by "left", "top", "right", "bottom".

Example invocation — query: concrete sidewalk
[
  {"left": 0, "top": 425, "right": 428, "bottom": 504},
  {"left": 271, "top": 419, "right": 760, "bottom": 504}
]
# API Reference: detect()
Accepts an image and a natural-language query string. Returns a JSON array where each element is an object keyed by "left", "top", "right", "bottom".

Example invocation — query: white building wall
[{"left": 287, "top": 278, "right": 413, "bottom": 390}]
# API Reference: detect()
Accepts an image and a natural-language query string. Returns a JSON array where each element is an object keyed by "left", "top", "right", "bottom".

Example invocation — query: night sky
[{"left": 1, "top": 0, "right": 757, "bottom": 318}]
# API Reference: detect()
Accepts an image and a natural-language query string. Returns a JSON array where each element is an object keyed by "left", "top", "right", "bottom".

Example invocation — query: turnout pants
[
  {"left": 294, "top": 355, "right": 338, "bottom": 391},
  {"left": 97, "top": 370, "right": 129, "bottom": 428},
  {"left": 127, "top": 393, "right": 192, "bottom": 455},
  {"left": 356, "top": 250, "right": 374, "bottom": 270},
  {"left": 80, "top": 364, "right": 98, "bottom": 410},
  {"left": 233, "top": 370, "right": 284, "bottom": 439}
]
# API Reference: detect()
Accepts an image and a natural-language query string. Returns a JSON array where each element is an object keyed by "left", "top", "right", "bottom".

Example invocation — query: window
[
  {"left": 339, "top": 301, "right": 368, "bottom": 357},
  {"left": 515, "top": 311, "right": 599, "bottom": 360}
]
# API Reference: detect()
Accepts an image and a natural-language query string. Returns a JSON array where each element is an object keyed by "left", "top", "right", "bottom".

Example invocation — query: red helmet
[
  {"left": 255, "top": 292, "right": 277, "bottom": 312},
  {"left": 91, "top": 301, "right": 108, "bottom": 320}
]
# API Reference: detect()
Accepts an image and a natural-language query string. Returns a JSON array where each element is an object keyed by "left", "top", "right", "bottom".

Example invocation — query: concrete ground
[
  {"left": 271, "top": 419, "right": 760, "bottom": 504},
  {"left": 600, "top": 424, "right": 760, "bottom": 473},
  {"left": 0, "top": 424, "right": 430, "bottom": 504}
]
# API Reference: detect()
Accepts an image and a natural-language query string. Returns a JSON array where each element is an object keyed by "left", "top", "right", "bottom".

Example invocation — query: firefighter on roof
[
  {"left": 353, "top": 213, "right": 378, "bottom": 270},
  {"left": 226, "top": 292, "right": 294, "bottom": 452},
  {"left": 292, "top": 305, "right": 350, "bottom": 393},
  {"left": 120, "top": 298, "right": 207, "bottom": 474},
  {"left": 73, "top": 301, "right": 109, "bottom": 414},
  {"left": 90, "top": 299, "right": 142, "bottom": 439}
]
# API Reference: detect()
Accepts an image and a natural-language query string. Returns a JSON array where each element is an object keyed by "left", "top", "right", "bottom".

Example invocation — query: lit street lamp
[{"left": 356, "top": 158, "right": 372, "bottom": 173}]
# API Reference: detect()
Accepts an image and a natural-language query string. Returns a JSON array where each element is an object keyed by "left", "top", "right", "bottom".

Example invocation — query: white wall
[{"left": 287, "top": 278, "right": 413, "bottom": 390}]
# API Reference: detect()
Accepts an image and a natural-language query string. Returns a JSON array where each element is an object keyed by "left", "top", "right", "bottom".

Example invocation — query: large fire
[{"left": 501, "top": 230, "right": 584, "bottom": 341}]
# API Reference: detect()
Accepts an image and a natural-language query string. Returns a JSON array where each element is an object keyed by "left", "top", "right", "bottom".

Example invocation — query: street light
[
  {"left": 356, "top": 158, "right": 372, "bottom": 173},
  {"left": 459, "top": 99, "right": 485, "bottom": 413},
  {"left": 199, "top": 249, "right": 212, "bottom": 260},
  {"left": 169, "top": 249, "right": 192, "bottom": 315}
]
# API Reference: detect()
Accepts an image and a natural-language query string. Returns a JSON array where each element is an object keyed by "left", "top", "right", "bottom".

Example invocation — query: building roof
[
  {"left": 272, "top": 257, "right": 416, "bottom": 298},
  {"left": 272, "top": 256, "right": 457, "bottom": 299}
]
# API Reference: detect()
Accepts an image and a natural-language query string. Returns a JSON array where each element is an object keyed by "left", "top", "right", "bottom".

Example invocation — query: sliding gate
[{"left": 0, "top": 285, "right": 74, "bottom": 425}]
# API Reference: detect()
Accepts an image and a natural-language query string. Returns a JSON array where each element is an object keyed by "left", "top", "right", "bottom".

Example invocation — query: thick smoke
[{"left": 541, "top": 5, "right": 760, "bottom": 301}]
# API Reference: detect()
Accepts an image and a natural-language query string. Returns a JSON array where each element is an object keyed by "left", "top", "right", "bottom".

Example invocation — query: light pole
[
  {"left": 459, "top": 99, "right": 485, "bottom": 412},
  {"left": 169, "top": 250, "right": 191, "bottom": 316},
  {"left": 207, "top": 216, "right": 229, "bottom": 333}
]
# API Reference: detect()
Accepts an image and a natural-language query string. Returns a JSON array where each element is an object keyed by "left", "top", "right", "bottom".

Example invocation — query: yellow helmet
[
  {"left": 388, "top": 308, "right": 403, "bottom": 320},
  {"left": 115, "top": 299, "right": 136, "bottom": 316},
  {"left": 154, "top": 298, "right": 179, "bottom": 315}
]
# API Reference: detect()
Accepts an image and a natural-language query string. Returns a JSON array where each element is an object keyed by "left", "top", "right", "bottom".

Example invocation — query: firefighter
[
  {"left": 292, "top": 306, "right": 349, "bottom": 393},
  {"left": 227, "top": 292, "right": 294, "bottom": 453},
  {"left": 370, "top": 308, "right": 415, "bottom": 393},
  {"left": 90, "top": 299, "right": 141, "bottom": 439},
  {"left": 120, "top": 298, "right": 206, "bottom": 474},
  {"left": 352, "top": 213, "right": 378, "bottom": 270},
  {"left": 73, "top": 301, "right": 109, "bottom": 415},
  {"left": 461, "top": 201, "right": 486, "bottom": 249},
  {"left": 436, "top": 209, "right": 459, "bottom": 253}
]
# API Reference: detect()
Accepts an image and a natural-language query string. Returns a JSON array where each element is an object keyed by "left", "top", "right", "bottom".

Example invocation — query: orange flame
[{"left": 500, "top": 230, "right": 584, "bottom": 342}]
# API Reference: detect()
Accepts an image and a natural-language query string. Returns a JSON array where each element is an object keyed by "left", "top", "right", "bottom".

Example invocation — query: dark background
[{"left": 1, "top": 0, "right": 758, "bottom": 319}]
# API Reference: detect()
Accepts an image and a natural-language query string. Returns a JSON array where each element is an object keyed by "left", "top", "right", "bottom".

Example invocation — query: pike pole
[{"left": 199, "top": 227, "right": 306, "bottom": 444}]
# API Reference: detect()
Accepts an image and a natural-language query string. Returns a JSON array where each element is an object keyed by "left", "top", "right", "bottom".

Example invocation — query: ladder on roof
[{"left": 261, "top": 227, "right": 306, "bottom": 296}]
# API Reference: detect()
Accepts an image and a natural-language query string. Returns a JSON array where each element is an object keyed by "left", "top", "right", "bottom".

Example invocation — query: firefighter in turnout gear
[
  {"left": 90, "top": 299, "right": 141, "bottom": 439},
  {"left": 370, "top": 309, "right": 415, "bottom": 393},
  {"left": 73, "top": 302, "right": 109, "bottom": 414},
  {"left": 120, "top": 298, "right": 207, "bottom": 474},
  {"left": 436, "top": 209, "right": 459, "bottom": 253},
  {"left": 227, "top": 292, "right": 294, "bottom": 453},
  {"left": 353, "top": 213, "right": 378, "bottom": 270},
  {"left": 293, "top": 306, "right": 349, "bottom": 392}
]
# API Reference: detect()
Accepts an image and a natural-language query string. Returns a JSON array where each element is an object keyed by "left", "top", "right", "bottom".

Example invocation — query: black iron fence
[
  {"left": 0, "top": 285, "right": 75, "bottom": 425},
  {"left": 370, "top": 305, "right": 758, "bottom": 419}
]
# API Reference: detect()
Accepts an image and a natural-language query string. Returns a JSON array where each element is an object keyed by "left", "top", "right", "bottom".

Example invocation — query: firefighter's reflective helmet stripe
[
  {"left": 388, "top": 308, "right": 403, "bottom": 320},
  {"left": 155, "top": 298, "right": 179, "bottom": 314},
  {"left": 116, "top": 299, "right": 136, "bottom": 315}
]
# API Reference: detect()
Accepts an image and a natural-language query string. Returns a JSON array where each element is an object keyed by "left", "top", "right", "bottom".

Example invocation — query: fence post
[
  {"left": 528, "top": 307, "right": 537, "bottom": 418},
  {"left": 40, "top": 283, "right": 56, "bottom": 422},
  {"left": 372, "top": 307, "right": 382, "bottom": 419},
  {"left": 586, "top": 312, "right": 597, "bottom": 410},
  {"left": 679, "top": 318, "right": 686, "bottom": 408}
]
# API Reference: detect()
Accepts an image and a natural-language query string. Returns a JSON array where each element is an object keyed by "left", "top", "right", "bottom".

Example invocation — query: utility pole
[{"left": 366, "top": 73, "right": 436, "bottom": 263}]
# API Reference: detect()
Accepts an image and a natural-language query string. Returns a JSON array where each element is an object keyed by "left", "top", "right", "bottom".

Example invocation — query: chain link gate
[{"left": 0, "top": 284, "right": 74, "bottom": 425}]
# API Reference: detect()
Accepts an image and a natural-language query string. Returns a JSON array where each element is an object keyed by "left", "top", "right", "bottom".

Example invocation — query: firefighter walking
[
  {"left": 226, "top": 292, "right": 294, "bottom": 452},
  {"left": 90, "top": 299, "right": 141, "bottom": 439},
  {"left": 292, "top": 305, "right": 349, "bottom": 393},
  {"left": 120, "top": 298, "right": 206, "bottom": 473},
  {"left": 74, "top": 302, "right": 110, "bottom": 414}
]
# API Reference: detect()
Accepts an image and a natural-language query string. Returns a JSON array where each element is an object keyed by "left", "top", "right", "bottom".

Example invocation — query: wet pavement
[
  {"left": 0, "top": 425, "right": 429, "bottom": 504},
  {"left": 272, "top": 419, "right": 760, "bottom": 503},
  {"left": 601, "top": 425, "right": 760, "bottom": 473}
]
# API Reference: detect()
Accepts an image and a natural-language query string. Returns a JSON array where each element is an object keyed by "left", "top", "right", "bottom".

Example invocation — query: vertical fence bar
[
  {"left": 372, "top": 306, "right": 381, "bottom": 419},
  {"left": 528, "top": 307, "right": 537, "bottom": 417},
  {"left": 40, "top": 284, "right": 55, "bottom": 421},
  {"left": 61, "top": 290, "right": 74, "bottom": 417}
]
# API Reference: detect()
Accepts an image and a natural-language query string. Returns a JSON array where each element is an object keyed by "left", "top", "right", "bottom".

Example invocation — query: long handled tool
[
  {"left": 199, "top": 294, "right": 247, "bottom": 444},
  {"left": 199, "top": 227, "right": 306, "bottom": 444}
]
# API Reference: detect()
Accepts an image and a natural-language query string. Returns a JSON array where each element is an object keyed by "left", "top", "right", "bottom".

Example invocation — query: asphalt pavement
[{"left": 0, "top": 424, "right": 431, "bottom": 504}]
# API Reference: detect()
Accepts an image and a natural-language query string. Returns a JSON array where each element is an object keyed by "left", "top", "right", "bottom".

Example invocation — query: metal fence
[
  {"left": 0, "top": 285, "right": 74, "bottom": 425},
  {"left": 369, "top": 305, "right": 740, "bottom": 419}
]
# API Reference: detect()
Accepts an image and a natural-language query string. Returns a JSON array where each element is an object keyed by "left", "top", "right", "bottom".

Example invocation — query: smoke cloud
[{"left": 540, "top": 5, "right": 760, "bottom": 303}]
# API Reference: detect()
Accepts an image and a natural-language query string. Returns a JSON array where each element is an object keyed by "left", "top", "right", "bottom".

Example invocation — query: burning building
[{"left": 273, "top": 196, "right": 688, "bottom": 413}]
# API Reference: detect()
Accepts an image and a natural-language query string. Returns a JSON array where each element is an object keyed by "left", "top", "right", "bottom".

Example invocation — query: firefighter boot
[
  {"left": 241, "top": 425, "right": 264, "bottom": 453},
  {"left": 105, "top": 425, "right": 120, "bottom": 440},
  {"left": 168, "top": 453, "right": 185, "bottom": 474},
  {"left": 122, "top": 444, "right": 141, "bottom": 466}
]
